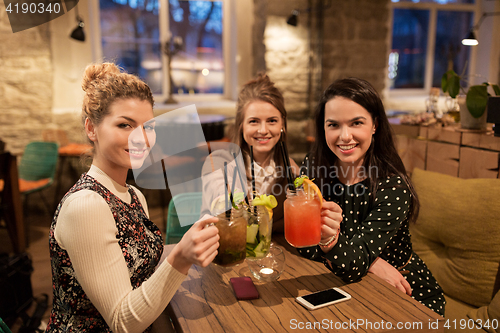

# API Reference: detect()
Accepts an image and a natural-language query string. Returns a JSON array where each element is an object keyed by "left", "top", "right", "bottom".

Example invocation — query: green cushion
[{"left": 410, "top": 168, "right": 500, "bottom": 308}]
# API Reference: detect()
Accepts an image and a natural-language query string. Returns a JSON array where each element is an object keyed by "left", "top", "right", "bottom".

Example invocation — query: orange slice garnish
[{"left": 303, "top": 178, "right": 323, "bottom": 208}]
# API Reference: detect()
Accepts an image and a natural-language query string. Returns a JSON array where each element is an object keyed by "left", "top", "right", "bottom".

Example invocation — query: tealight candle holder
[{"left": 247, "top": 243, "right": 285, "bottom": 282}]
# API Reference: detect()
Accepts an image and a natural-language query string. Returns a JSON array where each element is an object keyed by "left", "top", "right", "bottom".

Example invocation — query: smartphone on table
[{"left": 296, "top": 287, "right": 351, "bottom": 310}]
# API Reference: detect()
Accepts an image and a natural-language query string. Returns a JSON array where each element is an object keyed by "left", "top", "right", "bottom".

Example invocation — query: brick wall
[
  {"left": 259, "top": 0, "right": 390, "bottom": 161},
  {"left": 321, "top": 0, "right": 389, "bottom": 94},
  {"left": 0, "top": 0, "right": 390, "bottom": 158},
  {"left": 0, "top": 3, "right": 53, "bottom": 155}
]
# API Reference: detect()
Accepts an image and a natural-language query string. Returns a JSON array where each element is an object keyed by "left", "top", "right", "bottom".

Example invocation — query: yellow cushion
[
  {"left": 410, "top": 168, "right": 500, "bottom": 308},
  {"left": 468, "top": 291, "right": 500, "bottom": 333},
  {"left": 445, "top": 294, "right": 485, "bottom": 333}
]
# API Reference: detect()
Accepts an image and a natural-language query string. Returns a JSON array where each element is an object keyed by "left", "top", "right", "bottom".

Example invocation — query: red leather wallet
[{"left": 230, "top": 277, "right": 259, "bottom": 300}]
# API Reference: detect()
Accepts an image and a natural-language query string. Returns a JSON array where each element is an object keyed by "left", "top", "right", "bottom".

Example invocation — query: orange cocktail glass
[{"left": 284, "top": 189, "right": 321, "bottom": 247}]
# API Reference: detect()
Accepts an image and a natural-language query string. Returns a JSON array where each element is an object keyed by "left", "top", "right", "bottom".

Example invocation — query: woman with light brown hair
[
  {"left": 201, "top": 73, "right": 298, "bottom": 232},
  {"left": 46, "top": 62, "right": 219, "bottom": 333}
]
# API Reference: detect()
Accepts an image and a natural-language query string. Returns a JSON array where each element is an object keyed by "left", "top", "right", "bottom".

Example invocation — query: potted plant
[{"left": 441, "top": 69, "right": 500, "bottom": 130}]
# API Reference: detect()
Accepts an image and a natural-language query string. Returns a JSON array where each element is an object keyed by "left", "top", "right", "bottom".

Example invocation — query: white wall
[
  {"left": 471, "top": 0, "right": 500, "bottom": 85},
  {"left": 50, "top": 0, "right": 93, "bottom": 115}
]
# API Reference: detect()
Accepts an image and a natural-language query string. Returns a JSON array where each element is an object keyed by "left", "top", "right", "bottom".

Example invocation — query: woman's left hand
[
  {"left": 368, "top": 257, "right": 412, "bottom": 296},
  {"left": 319, "top": 200, "right": 342, "bottom": 252}
]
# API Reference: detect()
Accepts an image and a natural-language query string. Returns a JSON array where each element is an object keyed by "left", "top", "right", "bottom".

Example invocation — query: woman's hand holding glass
[
  {"left": 319, "top": 201, "right": 342, "bottom": 252},
  {"left": 168, "top": 217, "right": 220, "bottom": 275}
]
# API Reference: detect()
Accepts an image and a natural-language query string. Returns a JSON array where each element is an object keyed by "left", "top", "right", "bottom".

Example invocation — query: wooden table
[
  {"left": 52, "top": 143, "right": 92, "bottom": 210},
  {"left": 165, "top": 235, "right": 444, "bottom": 332}
]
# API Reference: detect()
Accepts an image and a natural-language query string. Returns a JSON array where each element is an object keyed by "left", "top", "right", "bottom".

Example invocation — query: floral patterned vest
[{"left": 46, "top": 174, "right": 163, "bottom": 332}]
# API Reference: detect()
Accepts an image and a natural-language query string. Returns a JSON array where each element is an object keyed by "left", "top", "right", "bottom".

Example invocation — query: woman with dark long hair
[{"left": 298, "top": 77, "right": 445, "bottom": 315}]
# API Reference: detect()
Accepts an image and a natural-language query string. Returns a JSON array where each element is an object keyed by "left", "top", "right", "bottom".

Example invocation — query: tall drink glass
[
  {"left": 284, "top": 188, "right": 321, "bottom": 247},
  {"left": 213, "top": 208, "right": 247, "bottom": 266},
  {"left": 246, "top": 205, "right": 272, "bottom": 259}
]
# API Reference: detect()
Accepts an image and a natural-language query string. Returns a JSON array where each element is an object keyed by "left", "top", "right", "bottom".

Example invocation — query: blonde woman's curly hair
[{"left": 81, "top": 62, "right": 154, "bottom": 127}]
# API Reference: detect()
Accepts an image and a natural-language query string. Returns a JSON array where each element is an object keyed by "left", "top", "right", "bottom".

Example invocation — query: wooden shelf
[{"left": 392, "top": 124, "right": 500, "bottom": 179}]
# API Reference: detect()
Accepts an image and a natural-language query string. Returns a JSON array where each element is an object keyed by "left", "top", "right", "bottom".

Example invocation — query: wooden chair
[
  {"left": 42, "top": 129, "right": 91, "bottom": 156},
  {"left": 0, "top": 151, "right": 25, "bottom": 253},
  {"left": 41, "top": 129, "right": 69, "bottom": 147}
]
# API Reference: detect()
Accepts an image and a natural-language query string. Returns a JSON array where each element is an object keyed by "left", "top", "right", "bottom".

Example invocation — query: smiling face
[
  {"left": 242, "top": 100, "right": 283, "bottom": 165},
  {"left": 324, "top": 96, "right": 376, "bottom": 170},
  {"left": 86, "top": 98, "right": 156, "bottom": 184}
]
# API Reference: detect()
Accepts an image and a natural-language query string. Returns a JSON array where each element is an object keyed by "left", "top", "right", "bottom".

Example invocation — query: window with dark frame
[
  {"left": 99, "top": 0, "right": 224, "bottom": 96},
  {"left": 389, "top": 0, "right": 475, "bottom": 91}
]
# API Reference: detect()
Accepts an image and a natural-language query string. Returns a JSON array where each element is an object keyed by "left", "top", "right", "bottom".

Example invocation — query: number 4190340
[
  {"left": 5, "top": 2, "right": 61, "bottom": 14},
  {"left": 444, "top": 318, "right": 498, "bottom": 330}
]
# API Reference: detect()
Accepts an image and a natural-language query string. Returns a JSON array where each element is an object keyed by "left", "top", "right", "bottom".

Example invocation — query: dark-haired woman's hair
[
  {"left": 233, "top": 73, "right": 288, "bottom": 181},
  {"left": 310, "top": 77, "right": 419, "bottom": 223}
]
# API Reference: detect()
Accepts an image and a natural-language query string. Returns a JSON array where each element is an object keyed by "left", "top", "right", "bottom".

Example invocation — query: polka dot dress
[{"left": 297, "top": 157, "right": 445, "bottom": 316}]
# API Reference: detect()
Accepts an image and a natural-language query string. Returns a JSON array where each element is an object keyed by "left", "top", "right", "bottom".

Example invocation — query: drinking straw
[
  {"left": 231, "top": 165, "right": 237, "bottom": 205},
  {"left": 279, "top": 130, "right": 294, "bottom": 190},
  {"left": 160, "top": 159, "right": 169, "bottom": 190},
  {"left": 250, "top": 146, "right": 256, "bottom": 200},
  {"left": 249, "top": 146, "right": 258, "bottom": 213},
  {"left": 232, "top": 152, "right": 249, "bottom": 205},
  {"left": 160, "top": 159, "right": 170, "bottom": 223},
  {"left": 279, "top": 142, "right": 292, "bottom": 190},
  {"left": 223, "top": 162, "right": 230, "bottom": 218}
]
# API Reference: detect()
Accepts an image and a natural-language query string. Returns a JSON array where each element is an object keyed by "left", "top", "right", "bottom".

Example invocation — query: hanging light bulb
[
  {"left": 286, "top": 10, "right": 300, "bottom": 26},
  {"left": 70, "top": 17, "right": 85, "bottom": 42},
  {"left": 461, "top": 30, "right": 478, "bottom": 46},
  {"left": 462, "top": 12, "right": 500, "bottom": 46},
  {"left": 69, "top": 3, "right": 85, "bottom": 42}
]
